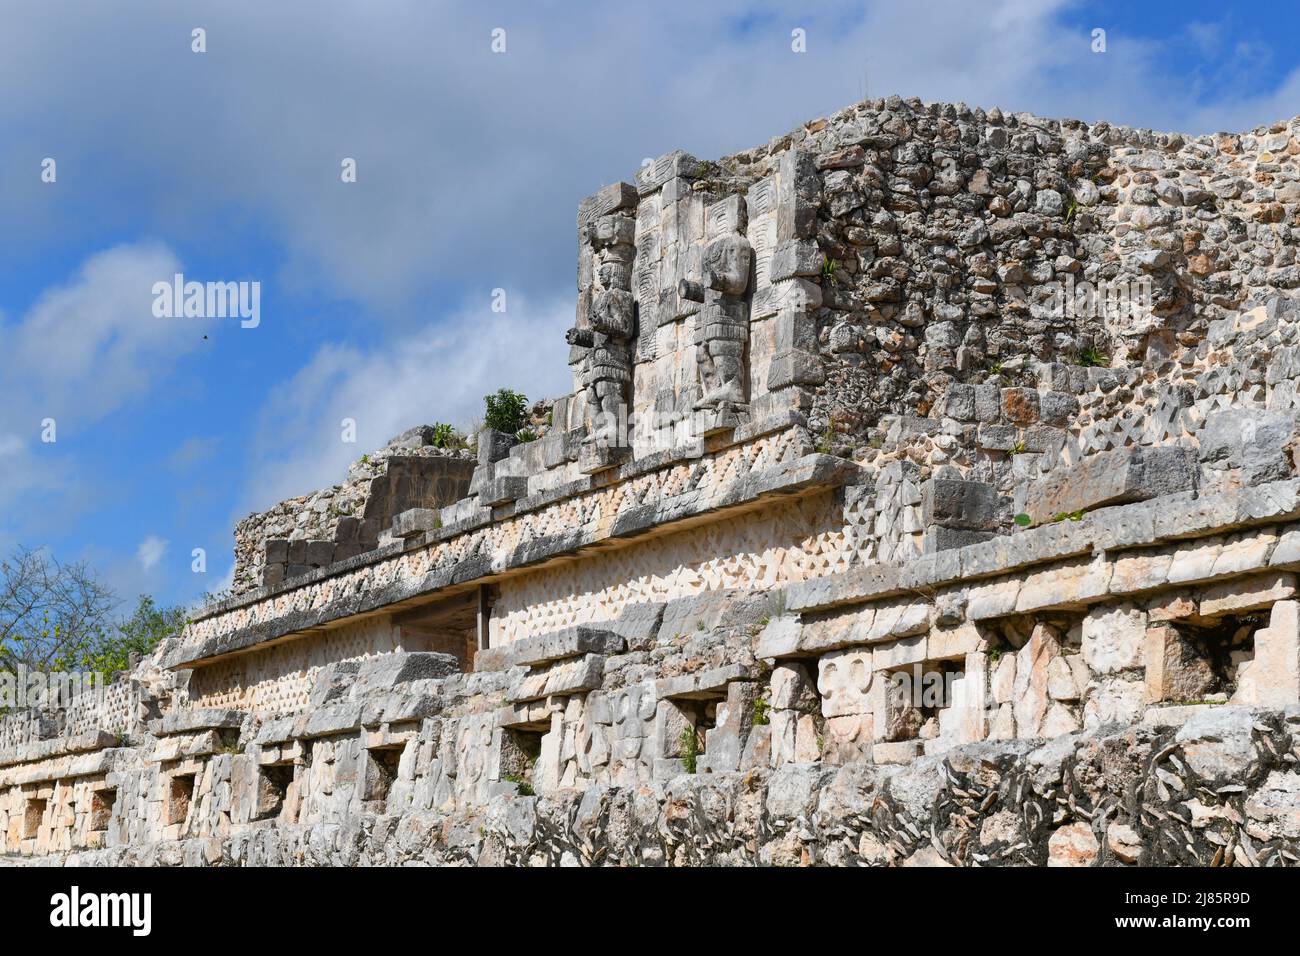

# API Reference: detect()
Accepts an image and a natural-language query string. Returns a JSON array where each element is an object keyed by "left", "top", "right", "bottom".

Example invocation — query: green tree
[
  {"left": 0, "top": 546, "right": 116, "bottom": 674},
  {"left": 56, "top": 595, "right": 187, "bottom": 679},
  {"left": 0, "top": 546, "right": 188, "bottom": 687}
]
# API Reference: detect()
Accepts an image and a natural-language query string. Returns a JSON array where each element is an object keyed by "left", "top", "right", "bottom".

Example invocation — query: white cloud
[
  {"left": 0, "top": 243, "right": 197, "bottom": 542},
  {"left": 1, "top": 242, "right": 194, "bottom": 426},
  {"left": 241, "top": 296, "right": 573, "bottom": 510},
  {"left": 136, "top": 535, "right": 168, "bottom": 573},
  {"left": 1, "top": 1, "right": 1295, "bottom": 324}
]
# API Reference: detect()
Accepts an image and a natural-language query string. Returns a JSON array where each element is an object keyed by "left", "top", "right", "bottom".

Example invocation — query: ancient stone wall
[{"left": 6, "top": 98, "right": 1300, "bottom": 867}]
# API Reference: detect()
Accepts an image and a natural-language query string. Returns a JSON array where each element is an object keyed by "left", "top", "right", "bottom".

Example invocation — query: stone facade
[{"left": 6, "top": 97, "right": 1300, "bottom": 867}]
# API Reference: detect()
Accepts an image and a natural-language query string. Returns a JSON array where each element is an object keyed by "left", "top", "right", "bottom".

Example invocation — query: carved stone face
[
  {"left": 705, "top": 234, "right": 753, "bottom": 296},
  {"left": 817, "top": 648, "right": 873, "bottom": 718},
  {"left": 597, "top": 261, "right": 631, "bottom": 291}
]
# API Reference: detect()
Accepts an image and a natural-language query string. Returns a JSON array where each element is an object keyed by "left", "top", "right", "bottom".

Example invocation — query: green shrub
[
  {"left": 484, "top": 389, "right": 529, "bottom": 434},
  {"left": 430, "top": 422, "right": 463, "bottom": 449},
  {"left": 1079, "top": 345, "right": 1109, "bottom": 368}
]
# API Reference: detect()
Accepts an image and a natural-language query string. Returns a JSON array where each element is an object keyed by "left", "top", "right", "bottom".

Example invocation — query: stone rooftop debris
[{"left": 6, "top": 95, "right": 1300, "bottom": 866}]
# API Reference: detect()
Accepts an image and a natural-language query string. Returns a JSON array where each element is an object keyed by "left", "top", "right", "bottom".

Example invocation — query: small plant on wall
[{"left": 484, "top": 388, "right": 529, "bottom": 434}]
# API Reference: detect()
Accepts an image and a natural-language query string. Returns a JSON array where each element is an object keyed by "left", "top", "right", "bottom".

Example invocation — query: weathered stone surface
[
  {"left": 1024, "top": 446, "right": 1197, "bottom": 524},
  {"left": 1047, "top": 822, "right": 1099, "bottom": 867},
  {"left": 922, "top": 478, "right": 1000, "bottom": 531},
  {"left": 1200, "top": 408, "right": 1296, "bottom": 485},
  {"left": 14, "top": 97, "right": 1300, "bottom": 870}
]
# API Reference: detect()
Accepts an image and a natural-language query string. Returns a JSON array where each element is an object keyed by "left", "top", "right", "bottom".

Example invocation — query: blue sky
[{"left": 0, "top": 0, "right": 1297, "bottom": 613}]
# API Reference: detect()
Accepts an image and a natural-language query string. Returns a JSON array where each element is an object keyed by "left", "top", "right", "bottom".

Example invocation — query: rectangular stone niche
[
  {"left": 167, "top": 774, "right": 195, "bottom": 826},
  {"left": 23, "top": 797, "right": 46, "bottom": 840},
  {"left": 499, "top": 727, "right": 544, "bottom": 791},
  {"left": 364, "top": 746, "right": 404, "bottom": 805},
  {"left": 1145, "top": 613, "right": 1261, "bottom": 704},
  {"left": 656, "top": 697, "right": 719, "bottom": 775},
  {"left": 89, "top": 787, "right": 116, "bottom": 833},
  {"left": 258, "top": 764, "right": 296, "bottom": 822},
  {"left": 395, "top": 595, "right": 480, "bottom": 671},
  {"left": 878, "top": 661, "right": 962, "bottom": 743}
]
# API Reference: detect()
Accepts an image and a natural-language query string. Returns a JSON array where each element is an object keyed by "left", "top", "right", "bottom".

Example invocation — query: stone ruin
[{"left": 6, "top": 95, "right": 1300, "bottom": 867}]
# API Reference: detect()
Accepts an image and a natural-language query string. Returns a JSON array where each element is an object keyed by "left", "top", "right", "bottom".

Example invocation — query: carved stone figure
[
  {"left": 569, "top": 206, "right": 638, "bottom": 464},
  {"left": 689, "top": 198, "right": 753, "bottom": 412}
]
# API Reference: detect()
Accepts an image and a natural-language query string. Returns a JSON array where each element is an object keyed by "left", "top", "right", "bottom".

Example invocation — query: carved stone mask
[{"left": 705, "top": 234, "right": 753, "bottom": 296}]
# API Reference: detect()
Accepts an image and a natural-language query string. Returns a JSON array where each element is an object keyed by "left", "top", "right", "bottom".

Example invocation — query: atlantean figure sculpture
[
  {"left": 569, "top": 183, "right": 639, "bottom": 472},
  {"left": 683, "top": 195, "right": 753, "bottom": 429}
]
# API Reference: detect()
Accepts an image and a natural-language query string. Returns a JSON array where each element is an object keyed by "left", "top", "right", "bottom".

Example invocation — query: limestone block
[
  {"left": 392, "top": 508, "right": 439, "bottom": 539},
  {"left": 967, "top": 578, "right": 1020, "bottom": 621},
  {"left": 1041, "top": 702, "right": 1081, "bottom": 736},
  {"left": 1210, "top": 532, "right": 1278, "bottom": 578},
  {"left": 1199, "top": 572, "right": 1297, "bottom": 617},
  {"left": 769, "top": 239, "right": 823, "bottom": 280},
  {"left": 821, "top": 713, "right": 873, "bottom": 765},
  {"left": 865, "top": 601, "right": 930, "bottom": 642},
  {"left": 1143, "top": 624, "right": 1218, "bottom": 703},
  {"left": 770, "top": 662, "right": 819, "bottom": 712},
  {"left": 653, "top": 700, "right": 694, "bottom": 761},
  {"left": 1047, "top": 822, "right": 1099, "bottom": 867},
  {"left": 769, "top": 710, "right": 795, "bottom": 766},
  {"left": 991, "top": 652, "right": 1016, "bottom": 704},
  {"left": 1165, "top": 536, "right": 1223, "bottom": 584},
  {"left": 1109, "top": 549, "right": 1173, "bottom": 595},
  {"left": 655, "top": 664, "right": 748, "bottom": 700},
  {"left": 767, "top": 349, "right": 825, "bottom": 390},
  {"left": 477, "top": 428, "right": 515, "bottom": 466},
  {"left": 755, "top": 615, "right": 803, "bottom": 658},
  {"left": 793, "top": 714, "right": 820, "bottom": 762},
  {"left": 870, "top": 673, "right": 922, "bottom": 742},
  {"left": 1083, "top": 677, "right": 1146, "bottom": 731},
  {"left": 483, "top": 626, "right": 625, "bottom": 671},
  {"left": 534, "top": 714, "right": 564, "bottom": 793},
  {"left": 929, "top": 624, "right": 981, "bottom": 660},
  {"left": 983, "top": 702, "right": 1014, "bottom": 740},
  {"left": 730, "top": 714, "right": 770, "bottom": 771},
  {"left": 1234, "top": 600, "right": 1300, "bottom": 708},
  {"left": 871, "top": 634, "right": 926, "bottom": 671},
  {"left": 1013, "top": 623, "right": 1063, "bottom": 737},
  {"left": 816, "top": 648, "right": 873, "bottom": 717},
  {"left": 700, "top": 681, "right": 757, "bottom": 774},
  {"left": 922, "top": 478, "right": 1001, "bottom": 531},
  {"left": 636, "top": 151, "right": 699, "bottom": 196},
  {"left": 872, "top": 740, "right": 923, "bottom": 764},
  {"left": 1199, "top": 407, "right": 1296, "bottom": 484},
  {"left": 1149, "top": 595, "right": 1196, "bottom": 624},
  {"left": 610, "top": 682, "right": 656, "bottom": 749},
  {"left": 1015, "top": 555, "right": 1111, "bottom": 613},
  {"left": 1082, "top": 603, "right": 1146, "bottom": 676},
  {"left": 937, "top": 655, "right": 987, "bottom": 745},
  {"left": 776, "top": 150, "right": 819, "bottom": 241},
  {"left": 506, "top": 654, "right": 604, "bottom": 704},
  {"left": 1024, "top": 446, "right": 1197, "bottom": 524},
  {"left": 482, "top": 476, "right": 530, "bottom": 507},
  {"left": 1046, "top": 656, "right": 1082, "bottom": 701},
  {"left": 771, "top": 307, "right": 819, "bottom": 354},
  {"left": 798, "top": 608, "right": 863, "bottom": 653}
]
